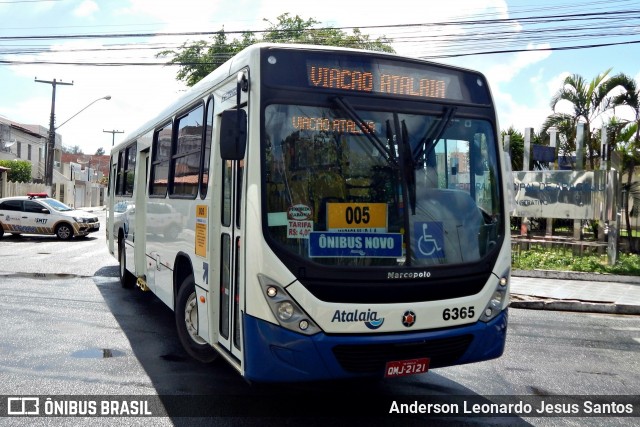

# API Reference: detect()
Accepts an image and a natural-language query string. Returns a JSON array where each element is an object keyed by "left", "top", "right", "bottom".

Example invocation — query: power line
[
  {"left": 1, "top": 7, "right": 639, "bottom": 65},
  {"left": 3, "top": 38, "right": 640, "bottom": 67},
  {"left": 0, "top": 0, "right": 61, "bottom": 3},
  {"left": 1, "top": 9, "right": 639, "bottom": 41},
  {"left": 420, "top": 39, "right": 640, "bottom": 59}
]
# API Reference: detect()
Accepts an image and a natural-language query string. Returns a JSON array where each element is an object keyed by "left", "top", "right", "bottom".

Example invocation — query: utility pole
[
  {"left": 103, "top": 129, "right": 124, "bottom": 146},
  {"left": 35, "top": 78, "right": 73, "bottom": 186}
]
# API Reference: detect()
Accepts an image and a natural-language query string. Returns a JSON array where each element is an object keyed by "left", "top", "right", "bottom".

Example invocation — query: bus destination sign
[
  {"left": 263, "top": 48, "right": 492, "bottom": 105},
  {"left": 308, "top": 64, "right": 447, "bottom": 99}
]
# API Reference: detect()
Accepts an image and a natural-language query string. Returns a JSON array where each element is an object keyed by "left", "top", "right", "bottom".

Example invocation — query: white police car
[{"left": 0, "top": 193, "right": 100, "bottom": 240}]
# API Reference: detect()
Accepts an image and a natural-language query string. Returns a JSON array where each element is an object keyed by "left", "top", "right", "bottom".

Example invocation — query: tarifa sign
[{"left": 512, "top": 170, "right": 616, "bottom": 220}]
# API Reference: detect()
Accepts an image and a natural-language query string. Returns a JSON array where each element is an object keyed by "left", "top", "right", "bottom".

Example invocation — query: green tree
[
  {"left": 157, "top": 13, "right": 394, "bottom": 87},
  {"left": 541, "top": 69, "right": 623, "bottom": 170},
  {"left": 604, "top": 73, "right": 640, "bottom": 249},
  {"left": 95, "top": 147, "right": 105, "bottom": 156},
  {"left": 0, "top": 160, "right": 32, "bottom": 182},
  {"left": 62, "top": 145, "right": 83, "bottom": 155},
  {"left": 262, "top": 14, "right": 393, "bottom": 51},
  {"left": 157, "top": 31, "right": 255, "bottom": 87},
  {"left": 501, "top": 127, "right": 524, "bottom": 171},
  {"left": 541, "top": 115, "right": 576, "bottom": 168},
  {"left": 501, "top": 127, "right": 545, "bottom": 171}
]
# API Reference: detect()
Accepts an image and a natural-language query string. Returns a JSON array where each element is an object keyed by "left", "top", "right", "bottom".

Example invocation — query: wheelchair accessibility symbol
[{"left": 415, "top": 222, "right": 445, "bottom": 258}]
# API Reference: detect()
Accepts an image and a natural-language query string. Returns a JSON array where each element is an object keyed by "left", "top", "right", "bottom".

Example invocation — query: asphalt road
[{"left": 0, "top": 212, "right": 639, "bottom": 426}]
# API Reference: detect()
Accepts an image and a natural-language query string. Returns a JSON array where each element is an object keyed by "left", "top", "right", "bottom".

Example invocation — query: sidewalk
[{"left": 511, "top": 269, "right": 640, "bottom": 315}]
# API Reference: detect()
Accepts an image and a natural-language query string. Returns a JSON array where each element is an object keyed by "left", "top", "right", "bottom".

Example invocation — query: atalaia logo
[{"left": 331, "top": 308, "right": 384, "bottom": 329}]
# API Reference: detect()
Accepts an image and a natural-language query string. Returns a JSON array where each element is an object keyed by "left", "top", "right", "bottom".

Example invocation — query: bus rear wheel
[
  {"left": 118, "top": 239, "right": 135, "bottom": 288},
  {"left": 176, "top": 275, "right": 218, "bottom": 363}
]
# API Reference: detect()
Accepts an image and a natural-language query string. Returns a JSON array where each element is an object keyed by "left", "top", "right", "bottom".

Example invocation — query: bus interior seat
[{"left": 418, "top": 188, "right": 484, "bottom": 261}]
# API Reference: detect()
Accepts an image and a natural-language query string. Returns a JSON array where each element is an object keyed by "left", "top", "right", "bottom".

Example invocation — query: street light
[
  {"left": 56, "top": 95, "right": 111, "bottom": 130},
  {"left": 43, "top": 95, "right": 111, "bottom": 186}
]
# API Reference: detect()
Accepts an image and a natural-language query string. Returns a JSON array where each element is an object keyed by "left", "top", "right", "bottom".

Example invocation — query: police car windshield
[{"left": 40, "top": 198, "right": 73, "bottom": 212}]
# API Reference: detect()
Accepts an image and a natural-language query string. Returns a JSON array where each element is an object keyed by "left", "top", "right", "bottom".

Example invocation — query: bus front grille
[{"left": 332, "top": 335, "right": 473, "bottom": 374}]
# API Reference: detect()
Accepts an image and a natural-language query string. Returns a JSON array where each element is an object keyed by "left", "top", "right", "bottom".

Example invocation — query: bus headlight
[
  {"left": 258, "top": 274, "right": 320, "bottom": 336},
  {"left": 277, "top": 301, "right": 294, "bottom": 321},
  {"left": 480, "top": 272, "right": 509, "bottom": 322}
]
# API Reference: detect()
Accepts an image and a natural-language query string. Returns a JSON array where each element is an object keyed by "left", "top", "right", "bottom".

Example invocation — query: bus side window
[
  {"left": 124, "top": 142, "right": 137, "bottom": 196},
  {"left": 150, "top": 122, "right": 172, "bottom": 197},
  {"left": 171, "top": 103, "right": 204, "bottom": 198},
  {"left": 116, "top": 150, "right": 125, "bottom": 195}
]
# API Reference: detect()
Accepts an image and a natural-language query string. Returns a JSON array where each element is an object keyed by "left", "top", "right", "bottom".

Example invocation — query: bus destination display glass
[{"left": 262, "top": 48, "right": 491, "bottom": 104}]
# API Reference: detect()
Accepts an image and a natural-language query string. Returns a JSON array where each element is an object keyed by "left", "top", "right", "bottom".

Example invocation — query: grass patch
[{"left": 512, "top": 248, "right": 640, "bottom": 276}]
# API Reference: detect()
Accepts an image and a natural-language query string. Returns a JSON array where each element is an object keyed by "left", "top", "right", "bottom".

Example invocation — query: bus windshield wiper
[
  {"left": 332, "top": 97, "right": 398, "bottom": 167},
  {"left": 412, "top": 106, "right": 457, "bottom": 163}
]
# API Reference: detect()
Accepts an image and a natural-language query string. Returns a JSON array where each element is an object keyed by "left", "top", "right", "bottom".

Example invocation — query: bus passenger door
[
  {"left": 135, "top": 149, "right": 150, "bottom": 290},
  {"left": 218, "top": 157, "right": 243, "bottom": 359},
  {"left": 107, "top": 161, "right": 117, "bottom": 256}
]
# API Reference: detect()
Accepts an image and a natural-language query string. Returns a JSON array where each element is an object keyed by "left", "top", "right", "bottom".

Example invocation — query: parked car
[
  {"left": 0, "top": 193, "right": 100, "bottom": 240},
  {"left": 112, "top": 201, "right": 183, "bottom": 240}
]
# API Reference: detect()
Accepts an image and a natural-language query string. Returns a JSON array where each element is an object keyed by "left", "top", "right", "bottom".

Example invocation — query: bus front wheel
[{"left": 176, "top": 275, "right": 219, "bottom": 363}]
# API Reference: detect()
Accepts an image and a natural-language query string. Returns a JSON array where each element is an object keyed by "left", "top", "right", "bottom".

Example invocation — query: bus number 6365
[{"left": 442, "top": 306, "right": 475, "bottom": 321}]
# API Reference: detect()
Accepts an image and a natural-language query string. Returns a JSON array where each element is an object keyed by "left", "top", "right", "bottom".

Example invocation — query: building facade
[{"left": 0, "top": 115, "right": 106, "bottom": 208}]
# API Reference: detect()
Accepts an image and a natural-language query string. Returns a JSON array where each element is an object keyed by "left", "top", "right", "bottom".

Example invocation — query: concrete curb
[
  {"left": 512, "top": 269, "right": 640, "bottom": 285},
  {"left": 510, "top": 295, "right": 640, "bottom": 315}
]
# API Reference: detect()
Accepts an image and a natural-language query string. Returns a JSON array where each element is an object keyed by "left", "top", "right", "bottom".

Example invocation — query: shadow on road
[{"left": 92, "top": 266, "right": 531, "bottom": 426}]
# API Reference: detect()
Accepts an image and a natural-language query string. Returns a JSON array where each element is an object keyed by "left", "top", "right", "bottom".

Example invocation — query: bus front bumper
[{"left": 243, "top": 309, "right": 508, "bottom": 382}]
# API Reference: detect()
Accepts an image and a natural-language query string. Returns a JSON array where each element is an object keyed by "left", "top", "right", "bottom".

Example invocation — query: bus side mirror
[{"left": 220, "top": 109, "right": 247, "bottom": 160}]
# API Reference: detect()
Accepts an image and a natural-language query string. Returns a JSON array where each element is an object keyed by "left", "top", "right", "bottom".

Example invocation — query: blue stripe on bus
[{"left": 242, "top": 310, "right": 507, "bottom": 382}]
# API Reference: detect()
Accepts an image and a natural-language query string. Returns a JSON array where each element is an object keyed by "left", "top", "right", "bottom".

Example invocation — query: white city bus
[{"left": 106, "top": 43, "right": 511, "bottom": 382}]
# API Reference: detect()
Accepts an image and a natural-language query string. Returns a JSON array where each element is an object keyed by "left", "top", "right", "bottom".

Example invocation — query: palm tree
[
  {"left": 605, "top": 73, "right": 640, "bottom": 249},
  {"left": 542, "top": 69, "right": 616, "bottom": 170},
  {"left": 541, "top": 115, "right": 575, "bottom": 168},
  {"left": 616, "top": 123, "right": 640, "bottom": 248}
]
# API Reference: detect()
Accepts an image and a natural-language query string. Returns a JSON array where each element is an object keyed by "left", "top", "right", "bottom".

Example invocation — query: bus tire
[
  {"left": 176, "top": 275, "right": 218, "bottom": 363},
  {"left": 118, "top": 239, "right": 135, "bottom": 288}
]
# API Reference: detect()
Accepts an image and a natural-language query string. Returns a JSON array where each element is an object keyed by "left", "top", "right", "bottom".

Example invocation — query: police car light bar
[{"left": 27, "top": 192, "right": 49, "bottom": 199}]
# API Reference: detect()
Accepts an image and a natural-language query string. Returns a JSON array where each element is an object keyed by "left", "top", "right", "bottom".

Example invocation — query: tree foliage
[
  {"left": 541, "top": 69, "right": 614, "bottom": 169},
  {"left": 536, "top": 70, "right": 640, "bottom": 250},
  {"left": 502, "top": 127, "right": 524, "bottom": 171},
  {"left": 605, "top": 73, "right": 640, "bottom": 247},
  {"left": 501, "top": 127, "right": 546, "bottom": 171},
  {"left": 157, "top": 13, "right": 394, "bottom": 87},
  {"left": 541, "top": 69, "right": 638, "bottom": 170},
  {"left": 0, "top": 160, "right": 32, "bottom": 183},
  {"left": 62, "top": 145, "right": 83, "bottom": 155}
]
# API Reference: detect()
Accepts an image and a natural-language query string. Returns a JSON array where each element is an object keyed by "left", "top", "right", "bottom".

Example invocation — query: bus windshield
[{"left": 264, "top": 103, "right": 503, "bottom": 267}]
